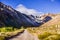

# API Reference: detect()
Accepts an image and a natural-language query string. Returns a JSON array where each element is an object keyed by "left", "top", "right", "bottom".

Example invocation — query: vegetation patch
[
  {"left": 0, "top": 27, "right": 24, "bottom": 40},
  {"left": 38, "top": 32, "right": 51, "bottom": 39}
]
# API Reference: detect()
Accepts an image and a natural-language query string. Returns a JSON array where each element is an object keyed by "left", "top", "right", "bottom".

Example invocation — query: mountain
[
  {"left": 0, "top": 2, "right": 39, "bottom": 28},
  {"left": 31, "top": 14, "right": 60, "bottom": 40},
  {"left": 33, "top": 14, "right": 60, "bottom": 36},
  {"left": 38, "top": 13, "right": 57, "bottom": 24},
  {"left": 27, "top": 14, "right": 60, "bottom": 37},
  {"left": 40, "top": 14, "right": 60, "bottom": 27}
]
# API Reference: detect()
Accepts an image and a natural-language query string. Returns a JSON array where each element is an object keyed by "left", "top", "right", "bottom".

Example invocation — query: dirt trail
[{"left": 5, "top": 29, "right": 39, "bottom": 40}]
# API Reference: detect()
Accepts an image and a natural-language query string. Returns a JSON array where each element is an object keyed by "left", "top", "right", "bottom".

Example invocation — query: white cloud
[{"left": 16, "top": 4, "right": 43, "bottom": 16}]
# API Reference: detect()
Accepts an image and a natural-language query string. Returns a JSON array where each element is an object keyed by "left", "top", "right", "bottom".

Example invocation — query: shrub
[
  {"left": 0, "top": 27, "right": 24, "bottom": 40},
  {"left": 44, "top": 35, "right": 60, "bottom": 40},
  {"left": 0, "top": 36, "right": 5, "bottom": 40},
  {"left": 38, "top": 32, "right": 51, "bottom": 39},
  {"left": 0, "top": 27, "right": 17, "bottom": 32}
]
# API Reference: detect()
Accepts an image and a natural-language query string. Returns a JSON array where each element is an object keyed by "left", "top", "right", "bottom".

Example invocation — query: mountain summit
[{"left": 0, "top": 2, "right": 39, "bottom": 28}]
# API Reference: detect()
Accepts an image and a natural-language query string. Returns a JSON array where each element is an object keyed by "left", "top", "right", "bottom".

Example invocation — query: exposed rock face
[
  {"left": 39, "top": 13, "right": 58, "bottom": 24},
  {"left": 43, "top": 16, "right": 52, "bottom": 22},
  {"left": 0, "top": 2, "right": 39, "bottom": 27},
  {"left": 41, "top": 15, "right": 60, "bottom": 27}
]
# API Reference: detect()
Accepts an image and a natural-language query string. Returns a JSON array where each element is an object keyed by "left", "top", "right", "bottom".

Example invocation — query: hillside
[
  {"left": 0, "top": 2, "right": 39, "bottom": 27},
  {"left": 27, "top": 14, "right": 60, "bottom": 40},
  {"left": 41, "top": 14, "right": 60, "bottom": 27},
  {"left": 36, "top": 13, "right": 57, "bottom": 24}
]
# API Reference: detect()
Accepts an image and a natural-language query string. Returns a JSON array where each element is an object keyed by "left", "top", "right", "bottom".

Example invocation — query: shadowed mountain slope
[{"left": 0, "top": 2, "right": 39, "bottom": 28}]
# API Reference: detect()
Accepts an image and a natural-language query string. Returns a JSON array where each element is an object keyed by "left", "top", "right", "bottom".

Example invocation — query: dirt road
[{"left": 6, "top": 29, "right": 39, "bottom": 40}]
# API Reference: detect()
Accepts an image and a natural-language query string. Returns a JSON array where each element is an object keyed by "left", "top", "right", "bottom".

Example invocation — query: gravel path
[{"left": 6, "top": 29, "right": 39, "bottom": 40}]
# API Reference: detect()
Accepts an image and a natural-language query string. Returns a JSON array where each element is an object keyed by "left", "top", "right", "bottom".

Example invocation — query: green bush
[
  {"left": 0, "top": 27, "right": 24, "bottom": 40},
  {"left": 44, "top": 35, "right": 60, "bottom": 40},
  {"left": 0, "top": 36, "right": 5, "bottom": 40},
  {"left": 38, "top": 32, "right": 60, "bottom": 40},
  {"left": 0, "top": 27, "right": 17, "bottom": 32},
  {"left": 38, "top": 32, "right": 51, "bottom": 39}
]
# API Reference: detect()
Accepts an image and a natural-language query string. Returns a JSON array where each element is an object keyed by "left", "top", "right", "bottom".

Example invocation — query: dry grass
[
  {"left": 0, "top": 27, "right": 24, "bottom": 40},
  {"left": 27, "top": 24, "right": 60, "bottom": 40}
]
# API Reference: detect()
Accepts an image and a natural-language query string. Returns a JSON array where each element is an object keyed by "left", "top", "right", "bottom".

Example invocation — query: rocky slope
[
  {"left": 40, "top": 14, "right": 60, "bottom": 27},
  {"left": 40, "top": 13, "right": 57, "bottom": 23},
  {"left": 0, "top": 2, "right": 39, "bottom": 28}
]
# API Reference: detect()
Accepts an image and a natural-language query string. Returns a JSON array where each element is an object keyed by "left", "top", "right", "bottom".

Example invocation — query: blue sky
[{"left": 0, "top": 0, "right": 60, "bottom": 14}]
